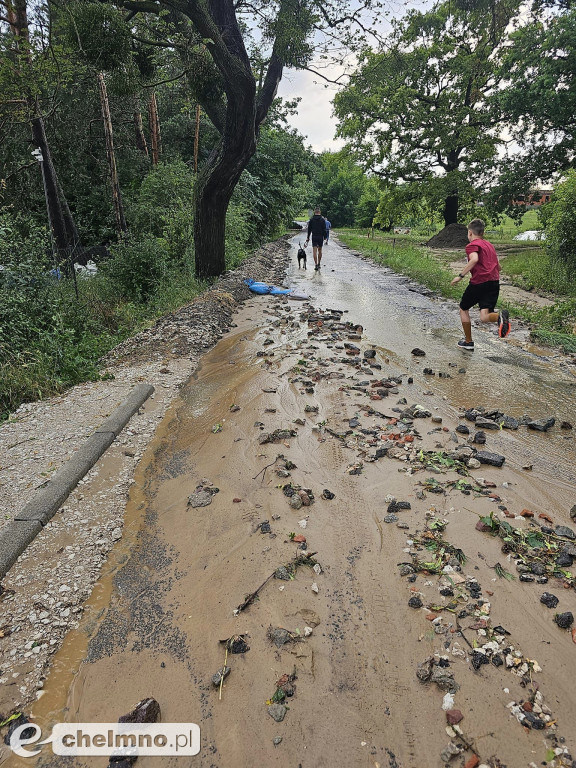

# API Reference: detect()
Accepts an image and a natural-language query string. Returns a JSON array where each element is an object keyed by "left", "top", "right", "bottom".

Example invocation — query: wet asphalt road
[{"left": 286, "top": 230, "right": 576, "bottom": 484}]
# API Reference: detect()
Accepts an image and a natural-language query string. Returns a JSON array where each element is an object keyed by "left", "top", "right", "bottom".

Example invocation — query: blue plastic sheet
[{"left": 244, "top": 278, "right": 291, "bottom": 295}]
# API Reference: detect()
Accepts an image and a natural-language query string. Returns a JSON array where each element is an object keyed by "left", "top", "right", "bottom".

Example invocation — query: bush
[
  {"left": 103, "top": 235, "right": 168, "bottom": 302},
  {"left": 544, "top": 170, "right": 576, "bottom": 277},
  {"left": 127, "top": 161, "right": 195, "bottom": 264}
]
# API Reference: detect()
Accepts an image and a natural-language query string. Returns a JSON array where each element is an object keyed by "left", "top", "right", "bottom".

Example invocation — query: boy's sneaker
[
  {"left": 457, "top": 339, "right": 474, "bottom": 351},
  {"left": 498, "top": 309, "right": 511, "bottom": 338},
  {"left": 314, "top": 264, "right": 319, "bottom": 271}
]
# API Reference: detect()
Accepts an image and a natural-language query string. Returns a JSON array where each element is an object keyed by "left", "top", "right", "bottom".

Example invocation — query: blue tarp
[{"left": 244, "top": 278, "right": 291, "bottom": 295}]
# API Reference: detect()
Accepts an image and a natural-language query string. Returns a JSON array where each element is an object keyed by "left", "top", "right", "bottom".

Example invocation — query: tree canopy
[{"left": 334, "top": 0, "right": 519, "bottom": 226}]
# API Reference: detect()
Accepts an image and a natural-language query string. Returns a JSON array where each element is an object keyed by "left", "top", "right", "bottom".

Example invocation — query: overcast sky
[{"left": 277, "top": 68, "right": 345, "bottom": 153}]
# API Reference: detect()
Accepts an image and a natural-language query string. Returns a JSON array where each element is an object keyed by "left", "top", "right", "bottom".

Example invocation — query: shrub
[
  {"left": 544, "top": 170, "right": 576, "bottom": 277},
  {"left": 103, "top": 235, "right": 168, "bottom": 302},
  {"left": 127, "top": 161, "right": 195, "bottom": 264}
]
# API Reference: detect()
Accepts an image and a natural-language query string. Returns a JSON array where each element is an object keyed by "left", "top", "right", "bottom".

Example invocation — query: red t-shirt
[{"left": 465, "top": 239, "right": 500, "bottom": 284}]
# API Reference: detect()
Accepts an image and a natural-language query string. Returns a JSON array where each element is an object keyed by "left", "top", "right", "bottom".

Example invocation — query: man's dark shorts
[
  {"left": 459, "top": 280, "right": 499, "bottom": 312},
  {"left": 311, "top": 236, "right": 324, "bottom": 248}
]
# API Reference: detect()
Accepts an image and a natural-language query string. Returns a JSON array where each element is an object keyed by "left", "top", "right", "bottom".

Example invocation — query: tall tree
[
  {"left": 334, "top": 0, "right": 519, "bottom": 226},
  {"left": 1, "top": 0, "right": 80, "bottom": 255},
  {"left": 99, "top": 0, "right": 383, "bottom": 277},
  {"left": 487, "top": 5, "right": 576, "bottom": 215}
]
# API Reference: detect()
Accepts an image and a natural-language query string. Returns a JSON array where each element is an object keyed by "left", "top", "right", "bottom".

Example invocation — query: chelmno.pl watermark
[{"left": 10, "top": 722, "right": 200, "bottom": 758}]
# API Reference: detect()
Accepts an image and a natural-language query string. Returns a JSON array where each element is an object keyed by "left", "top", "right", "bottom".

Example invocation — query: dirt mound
[{"left": 426, "top": 223, "right": 469, "bottom": 248}]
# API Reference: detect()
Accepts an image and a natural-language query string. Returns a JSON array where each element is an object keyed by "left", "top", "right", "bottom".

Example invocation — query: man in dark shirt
[{"left": 305, "top": 207, "right": 328, "bottom": 271}]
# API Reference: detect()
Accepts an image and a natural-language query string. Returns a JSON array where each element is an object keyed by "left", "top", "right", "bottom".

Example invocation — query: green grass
[
  {"left": 485, "top": 210, "right": 543, "bottom": 243},
  {"left": 530, "top": 329, "right": 576, "bottom": 353},
  {"left": 0, "top": 250, "right": 252, "bottom": 420}
]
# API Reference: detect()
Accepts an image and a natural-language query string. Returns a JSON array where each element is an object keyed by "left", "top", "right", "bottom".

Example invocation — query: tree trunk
[
  {"left": 193, "top": 87, "right": 257, "bottom": 277},
  {"left": 31, "top": 116, "right": 69, "bottom": 254},
  {"left": 134, "top": 100, "right": 149, "bottom": 157},
  {"left": 443, "top": 192, "right": 459, "bottom": 226},
  {"left": 98, "top": 73, "right": 127, "bottom": 236},
  {"left": 193, "top": 136, "right": 256, "bottom": 278},
  {"left": 148, "top": 92, "right": 161, "bottom": 167},
  {"left": 8, "top": 0, "right": 81, "bottom": 257},
  {"left": 194, "top": 103, "right": 201, "bottom": 174}
]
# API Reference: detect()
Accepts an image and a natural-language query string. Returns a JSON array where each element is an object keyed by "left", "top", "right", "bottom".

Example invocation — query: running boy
[
  {"left": 305, "top": 208, "right": 328, "bottom": 270},
  {"left": 451, "top": 219, "right": 510, "bottom": 351}
]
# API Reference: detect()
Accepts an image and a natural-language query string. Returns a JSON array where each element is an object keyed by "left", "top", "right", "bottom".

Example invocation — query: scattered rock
[
  {"left": 411, "top": 348, "right": 426, "bottom": 357},
  {"left": 289, "top": 495, "right": 303, "bottom": 510},
  {"left": 456, "top": 424, "right": 470, "bottom": 435},
  {"left": 527, "top": 417, "right": 555, "bottom": 432},
  {"left": 475, "top": 417, "right": 499, "bottom": 430},
  {"left": 321, "top": 489, "right": 335, "bottom": 500},
  {"left": 408, "top": 596, "right": 423, "bottom": 609},
  {"left": 187, "top": 488, "right": 215, "bottom": 508},
  {"left": 446, "top": 709, "right": 463, "bottom": 725},
  {"left": 556, "top": 525, "right": 576, "bottom": 540},
  {"left": 268, "top": 627, "right": 293, "bottom": 648},
  {"left": 555, "top": 612, "right": 574, "bottom": 629},
  {"left": 118, "top": 697, "right": 161, "bottom": 724},
  {"left": 275, "top": 566, "right": 292, "bottom": 581},
  {"left": 476, "top": 451, "right": 505, "bottom": 467},
  {"left": 540, "top": 593, "right": 559, "bottom": 609},
  {"left": 561, "top": 421, "right": 573, "bottom": 430},
  {"left": 364, "top": 349, "right": 376, "bottom": 359},
  {"left": 267, "top": 703, "right": 287, "bottom": 722},
  {"left": 273, "top": 737, "right": 283, "bottom": 746},
  {"left": 439, "top": 742, "right": 462, "bottom": 763}
]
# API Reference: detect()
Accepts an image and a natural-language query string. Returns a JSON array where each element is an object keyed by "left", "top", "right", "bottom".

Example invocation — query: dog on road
[{"left": 297, "top": 243, "right": 307, "bottom": 269}]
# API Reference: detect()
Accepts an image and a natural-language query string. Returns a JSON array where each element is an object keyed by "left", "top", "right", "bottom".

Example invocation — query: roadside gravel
[{"left": 0, "top": 239, "right": 290, "bottom": 713}]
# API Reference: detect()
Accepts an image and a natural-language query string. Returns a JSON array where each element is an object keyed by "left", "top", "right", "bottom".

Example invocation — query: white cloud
[{"left": 278, "top": 68, "right": 345, "bottom": 153}]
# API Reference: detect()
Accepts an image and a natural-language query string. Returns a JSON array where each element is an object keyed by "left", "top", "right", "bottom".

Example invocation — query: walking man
[
  {"left": 325, "top": 217, "right": 332, "bottom": 244},
  {"left": 305, "top": 207, "right": 328, "bottom": 271}
]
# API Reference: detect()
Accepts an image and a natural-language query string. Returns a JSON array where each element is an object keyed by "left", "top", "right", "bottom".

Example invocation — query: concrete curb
[{"left": 1, "top": 383, "right": 154, "bottom": 579}]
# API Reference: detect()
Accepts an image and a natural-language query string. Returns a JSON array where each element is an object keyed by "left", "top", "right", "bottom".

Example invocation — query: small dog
[{"left": 297, "top": 244, "right": 307, "bottom": 269}]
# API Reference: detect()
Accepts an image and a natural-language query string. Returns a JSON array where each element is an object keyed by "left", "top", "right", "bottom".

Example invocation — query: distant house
[{"left": 511, "top": 189, "right": 553, "bottom": 208}]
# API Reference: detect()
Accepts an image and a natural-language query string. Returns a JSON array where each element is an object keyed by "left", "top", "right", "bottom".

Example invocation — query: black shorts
[
  {"left": 459, "top": 280, "right": 499, "bottom": 312},
  {"left": 311, "top": 236, "right": 324, "bottom": 248}
]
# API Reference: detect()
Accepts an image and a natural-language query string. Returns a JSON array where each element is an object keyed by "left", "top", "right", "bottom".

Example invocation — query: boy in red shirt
[{"left": 450, "top": 218, "right": 511, "bottom": 351}]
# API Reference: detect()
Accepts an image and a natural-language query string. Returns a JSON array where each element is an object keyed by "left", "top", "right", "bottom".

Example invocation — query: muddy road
[{"left": 8, "top": 234, "right": 576, "bottom": 768}]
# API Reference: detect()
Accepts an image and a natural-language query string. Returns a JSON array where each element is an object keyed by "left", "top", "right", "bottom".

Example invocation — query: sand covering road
[{"left": 18, "top": 292, "right": 576, "bottom": 768}]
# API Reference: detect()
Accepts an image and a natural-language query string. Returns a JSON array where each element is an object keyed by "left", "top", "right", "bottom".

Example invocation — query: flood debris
[
  {"left": 2, "top": 713, "right": 34, "bottom": 746},
  {"left": 220, "top": 634, "right": 250, "bottom": 653},
  {"left": 187, "top": 483, "right": 219, "bottom": 508},
  {"left": 212, "top": 666, "right": 231, "bottom": 686},
  {"left": 541, "top": 592, "right": 560, "bottom": 609},
  {"left": 105, "top": 698, "right": 161, "bottom": 767},
  {"left": 476, "top": 513, "right": 576, "bottom": 586},
  {"left": 267, "top": 626, "right": 300, "bottom": 648},
  {"left": 416, "top": 656, "right": 459, "bottom": 693},
  {"left": 234, "top": 552, "right": 319, "bottom": 614},
  {"left": 554, "top": 612, "right": 574, "bottom": 629},
  {"left": 259, "top": 428, "right": 297, "bottom": 445}
]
